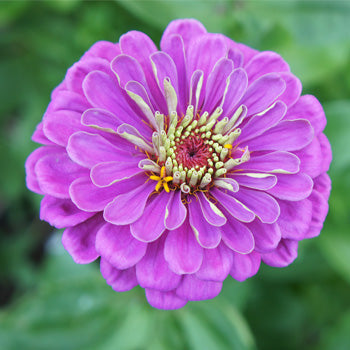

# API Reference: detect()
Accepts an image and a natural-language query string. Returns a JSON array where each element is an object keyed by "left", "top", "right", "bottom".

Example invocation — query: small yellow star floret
[{"left": 149, "top": 166, "right": 173, "bottom": 192}]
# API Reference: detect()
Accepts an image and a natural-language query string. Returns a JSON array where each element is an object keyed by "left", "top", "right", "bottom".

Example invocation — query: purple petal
[
  {"left": 244, "top": 51, "right": 290, "bottom": 82},
  {"left": 221, "top": 215, "right": 255, "bottom": 254},
  {"left": 40, "top": 196, "right": 94, "bottom": 229},
  {"left": 231, "top": 173, "right": 277, "bottom": 190},
  {"left": 267, "top": 173, "right": 313, "bottom": 201},
  {"left": 318, "top": 133, "right": 332, "bottom": 173},
  {"left": 303, "top": 190, "right": 329, "bottom": 239},
  {"left": 136, "top": 235, "right": 181, "bottom": 291},
  {"left": 65, "top": 57, "right": 110, "bottom": 94},
  {"left": 228, "top": 47, "right": 243, "bottom": 68},
  {"left": 104, "top": 181, "right": 154, "bottom": 225},
  {"left": 43, "top": 110, "right": 90, "bottom": 147},
  {"left": 278, "top": 72, "right": 302, "bottom": 107},
  {"left": 32, "top": 122, "right": 54, "bottom": 145},
  {"left": 202, "top": 58, "right": 234, "bottom": 113},
  {"left": 237, "top": 151, "right": 300, "bottom": 174},
  {"left": 313, "top": 173, "right": 331, "bottom": 201},
  {"left": 234, "top": 188, "right": 280, "bottom": 224},
  {"left": 130, "top": 190, "right": 168, "bottom": 242},
  {"left": 278, "top": 198, "right": 313, "bottom": 240},
  {"left": 111, "top": 54, "right": 147, "bottom": 88},
  {"left": 197, "top": 191, "right": 227, "bottom": 226},
  {"left": 211, "top": 188, "right": 255, "bottom": 223},
  {"left": 187, "top": 34, "right": 227, "bottom": 87},
  {"left": 238, "top": 101, "right": 287, "bottom": 143},
  {"left": 230, "top": 251, "right": 261, "bottom": 282},
  {"left": 46, "top": 90, "right": 89, "bottom": 114},
  {"left": 120, "top": 31, "right": 167, "bottom": 113},
  {"left": 161, "top": 18, "right": 207, "bottom": 54},
  {"left": 67, "top": 132, "right": 129, "bottom": 169},
  {"left": 284, "top": 95, "right": 326, "bottom": 135},
  {"left": 189, "top": 70, "right": 204, "bottom": 114},
  {"left": 70, "top": 173, "right": 146, "bottom": 212},
  {"left": 160, "top": 34, "right": 187, "bottom": 115},
  {"left": 221, "top": 68, "right": 248, "bottom": 116},
  {"left": 246, "top": 220, "right": 281, "bottom": 253},
  {"left": 25, "top": 146, "right": 62, "bottom": 194},
  {"left": 91, "top": 159, "right": 144, "bottom": 187},
  {"left": 188, "top": 198, "right": 222, "bottom": 249},
  {"left": 62, "top": 214, "right": 104, "bottom": 264},
  {"left": 81, "top": 40, "right": 121, "bottom": 62},
  {"left": 35, "top": 151, "right": 87, "bottom": 199},
  {"left": 100, "top": 258, "right": 138, "bottom": 292},
  {"left": 262, "top": 239, "right": 299, "bottom": 267},
  {"left": 165, "top": 190, "right": 187, "bottom": 230},
  {"left": 239, "top": 73, "right": 286, "bottom": 116},
  {"left": 81, "top": 108, "right": 123, "bottom": 132},
  {"left": 196, "top": 243, "right": 233, "bottom": 282},
  {"left": 164, "top": 218, "right": 203, "bottom": 274},
  {"left": 96, "top": 223, "right": 147, "bottom": 269},
  {"left": 176, "top": 275, "right": 222, "bottom": 301},
  {"left": 145, "top": 289, "right": 187, "bottom": 310},
  {"left": 246, "top": 119, "right": 314, "bottom": 152}
]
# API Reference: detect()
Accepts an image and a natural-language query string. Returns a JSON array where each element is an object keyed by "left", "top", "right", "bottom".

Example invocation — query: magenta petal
[
  {"left": 196, "top": 243, "right": 233, "bottom": 282},
  {"left": 165, "top": 190, "right": 187, "bottom": 230},
  {"left": 239, "top": 73, "right": 286, "bottom": 116},
  {"left": 100, "top": 258, "right": 138, "bottom": 292},
  {"left": 131, "top": 190, "right": 168, "bottom": 242},
  {"left": 221, "top": 68, "right": 248, "bottom": 116},
  {"left": 164, "top": 218, "right": 203, "bottom": 274},
  {"left": 111, "top": 54, "right": 147, "bottom": 88},
  {"left": 228, "top": 47, "right": 243, "bottom": 68},
  {"left": 238, "top": 101, "right": 287, "bottom": 143},
  {"left": 46, "top": 90, "right": 89, "bottom": 114},
  {"left": 81, "top": 40, "right": 120, "bottom": 62},
  {"left": 187, "top": 34, "right": 227, "bottom": 85},
  {"left": 161, "top": 19, "right": 207, "bottom": 54},
  {"left": 303, "top": 190, "right": 329, "bottom": 239},
  {"left": 40, "top": 196, "right": 94, "bottom": 229},
  {"left": 313, "top": 173, "right": 331, "bottom": 201},
  {"left": 35, "top": 151, "right": 87, "bottom": 199},
  {"left": 145, "top": 289, "right": 187, "bottom": 310},
  {"left": 67, "top": 132, "right": 129, "bottom": 168},
  {"left": 234, "top": 188, "right": 280, "bottom": 224},
  {"left": 202, "top": 58, "right": 234, "bottom": 113},
  {"left": 278, "top": 72, "right": 302, "bottom": 107},
  {"left": 188, "top": 198, "right": 222, "bottom": 249},
  {"left": 244, "top": 51, "right": 290, "bottom": 82},
  {"left": 212, "top": 188, "right": 255, "bottom": 223},
  {"left": 232, "top": 173, "right": 277, "bottom": 190},
  {"left": 176, "top": 275, "right": 222, "bottom": 301},
  {"left": 104, "top": 181, "right": 154, "bottom": 225},
  {"left": 247, "top": 220, "right": 281, "bottom": 253},
  {"left": 136, "top": 236, "right": 181, "bottom": 291},
  {"left": 70, "top": 173, "right": 146, "bottom": 212},
  {"left": 278, "top": 198, "right": 313, "bottom": 240},
  {"left": 91, "top": 159, "right": 144, "bottom": 187},
  {"left": 284, "top": 95, "right": 326, "bottom": 135},
  {"left": 221, "top": 215, "right": 255, "bottom": 254},
  {"left": 62, "top": 215, "right": 104, "bottom": 264},
  {"left": 262, "top": 239, "right": 299, "bottom": 267},
  {"left": 267, "top": 173, "right": 313, "bottom": 201},
  {"left": 43, "top": 110, "right": 91, "bottom": 147},
  {"left": 318, "top": 133, "right": 332, "bottom": 173},
  {"left": 294, "top": 138, "right": 322, "bottom": 178},
  {"left": 246, "top": 119, "right": 314, "bottom": 152},
  {"left": 237, "top": 151, "right": 300, "bottom": 174},
  {"left": 230, "top": 251, "right": 261, "bottom": 282},
  {"left": 31, "top": 122, "right": 54, "bottom": 145},
  {"left": 197, "top": 191, "right": 227, "bottom": 226},
  {"left": 96, "top": 223, "right": 147, "bottom": 269},
  {"left": 65, "top": 57, "right": 110, "bottom": 94},
  {"left": 25, "top": 146, "right": 62, "bottom": 194},
  {"left": 81, "top": 108, "right": 123, "bottom": 132}
]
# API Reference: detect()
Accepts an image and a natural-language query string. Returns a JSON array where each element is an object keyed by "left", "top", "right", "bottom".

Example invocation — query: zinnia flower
[{"left": 26, "top": 19, "right": 332, "bottom": 309}]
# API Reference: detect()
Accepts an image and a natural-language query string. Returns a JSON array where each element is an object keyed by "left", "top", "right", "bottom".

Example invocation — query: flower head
[{"left": 26, "top": 19, "right": 332, "bottom": 309}]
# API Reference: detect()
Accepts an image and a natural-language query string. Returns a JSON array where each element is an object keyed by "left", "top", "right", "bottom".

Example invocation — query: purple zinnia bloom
[{"left": 26, "top": 19, "right": 331, "bottom": 309}]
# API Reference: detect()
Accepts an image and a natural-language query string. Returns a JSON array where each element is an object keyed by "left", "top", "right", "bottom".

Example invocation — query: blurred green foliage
[{"left": 0, "top": 1, "right": 349, "bottom": 349}]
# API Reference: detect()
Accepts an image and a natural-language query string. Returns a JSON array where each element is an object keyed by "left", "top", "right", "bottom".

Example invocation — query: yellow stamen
[
  {"left": 155, "top": 181, "right": 162, "bottom": 192},
  {"left": 163, "top": 182, "right": 170, "bottom": 192},
  {"left": 224, "top": 144, "right": 232, "bottom": 149},
  {"left": 164, "top": 176, "right": 173, "bottom": 182},
  {"left": 149, "top": 166, "right": 173, "bottom": 192},
  {"left": 149, "top": 175, "right": 161, "bottom": 181}
]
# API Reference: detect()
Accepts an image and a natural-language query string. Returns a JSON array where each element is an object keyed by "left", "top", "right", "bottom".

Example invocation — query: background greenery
[{"left": 0, "top": 1, "right": 349, "bottom": 349}]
